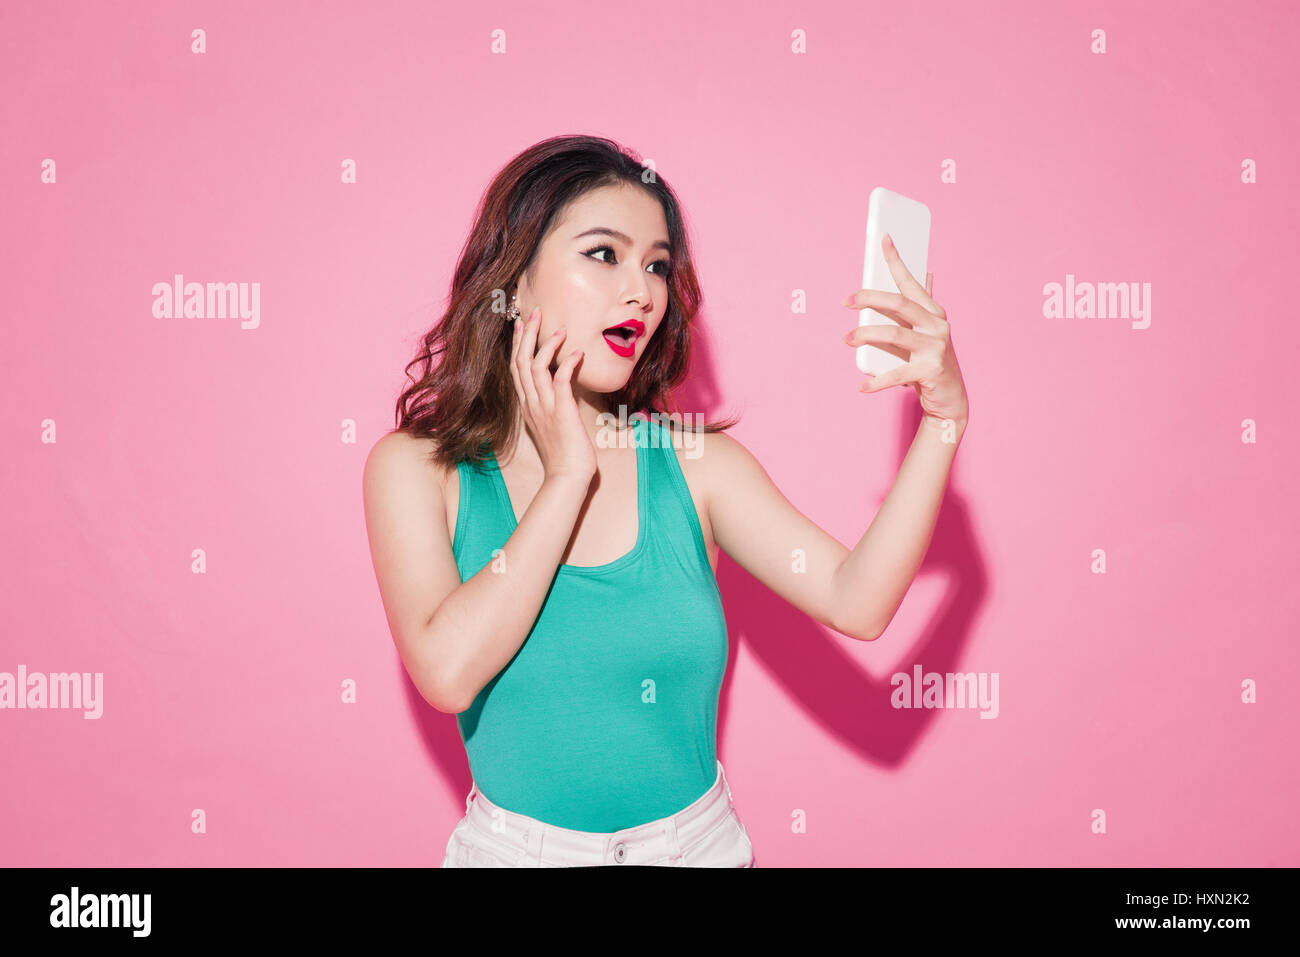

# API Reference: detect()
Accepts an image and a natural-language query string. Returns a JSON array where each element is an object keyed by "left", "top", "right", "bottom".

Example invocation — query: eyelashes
[{"left": 582, "top": 244, "right": 672, "bottom": 278}]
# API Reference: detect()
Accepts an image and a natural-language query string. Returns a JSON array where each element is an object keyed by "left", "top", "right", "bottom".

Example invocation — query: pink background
[{"left": 3, "top": 0, "right": 1297, "bottom": 867}]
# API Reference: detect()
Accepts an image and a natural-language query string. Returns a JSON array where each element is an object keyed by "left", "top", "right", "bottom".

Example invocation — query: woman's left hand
[{"left": 841, "top": 233, "right": 969, "bottom": 427}]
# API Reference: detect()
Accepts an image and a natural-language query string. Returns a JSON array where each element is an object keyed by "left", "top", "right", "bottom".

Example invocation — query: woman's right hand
[{"left": 509, "top": 307, "right": 598, "bottom": 483}]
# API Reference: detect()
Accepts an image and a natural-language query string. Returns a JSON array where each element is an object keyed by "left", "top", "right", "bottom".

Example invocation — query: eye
[{"left": 583, "top": 244, "right": 672, "bottom": 279}]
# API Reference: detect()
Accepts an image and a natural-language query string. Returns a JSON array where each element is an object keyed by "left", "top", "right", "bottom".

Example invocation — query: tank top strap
[
  {"left": 638, "top": 415, "right": 714, "bottom": 575},
  {"left": 451, "top": 451, "right": 515, "bottom": 582}
]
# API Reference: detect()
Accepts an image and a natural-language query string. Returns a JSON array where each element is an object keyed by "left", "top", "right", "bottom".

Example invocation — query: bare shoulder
[
  {"left": 690, "top": 428, "right": 780, "bottom": 522},
  {"left": 665, "top": 425, "right": 754, "bottom": 496},
  {"left": 364, "top": 430, "right": 448, "bottom": 498},
  {"left": 687, "top": 427, "right": 751, "bottom": 484}
]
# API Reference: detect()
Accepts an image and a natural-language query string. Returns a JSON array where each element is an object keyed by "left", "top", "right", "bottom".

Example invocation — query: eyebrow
[{"left": 572, "top": 227, "right": 671, "bottom": 254}]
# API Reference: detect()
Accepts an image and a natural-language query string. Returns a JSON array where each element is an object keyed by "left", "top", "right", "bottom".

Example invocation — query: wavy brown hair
[{"left": 392, "top": 134, "right": 739, "bottom": 471}]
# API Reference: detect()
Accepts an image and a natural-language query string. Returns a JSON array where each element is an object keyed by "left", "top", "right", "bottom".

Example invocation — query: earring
[{"left": 507, "top": 293, "right": 522, "bottom": 322}]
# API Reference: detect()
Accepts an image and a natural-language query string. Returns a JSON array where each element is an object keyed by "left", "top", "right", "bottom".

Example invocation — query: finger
[
  {"left": 926, "top": 271, "right": 933, "bottom": 297},
  {"left": 844, "top": 290, "right": 939, "bottom": 333},
  {"left": 510, "top": 308, "right": 527, "bottom": 361},
  {"left": 508, "top": 312, "right": 527, "bottom": 404},
  {"left": 881, "top": 234, "right": 943, "bottom": 317},
  {"left": 859, "top": 364, "right": 916, "bottom": 393},
  {"left": 532, "top": 323, "right": 568, "bottom": 408},
  {"left": 843, "top": 320, "right": 925, "bottom": 360},
  {"left": 553, "top": 348, "right": 583, "bottom": 398},
  {"left": 516, "top": 308, "right": 542, "bottom": 411},
  {"left": 542, "top": 326, "right": 571, "bottom": 374}
]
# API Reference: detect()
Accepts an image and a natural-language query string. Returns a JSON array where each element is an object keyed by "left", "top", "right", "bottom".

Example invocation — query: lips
[
  {"left": 601, "top": 319, "right": 645, "bottom": 342},
  {"left": 601, "top": 319, "right": 644, "bottom": 358}
]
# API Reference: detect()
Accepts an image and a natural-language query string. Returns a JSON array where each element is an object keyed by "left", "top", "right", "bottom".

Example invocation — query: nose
[{"left": 621, "top": 265, "right": 653, "bottom": 308}]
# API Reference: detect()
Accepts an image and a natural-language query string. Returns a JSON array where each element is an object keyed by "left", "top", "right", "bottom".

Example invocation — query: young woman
[{"left": 362, "top": 135, "right": 969, "bottom": 867}]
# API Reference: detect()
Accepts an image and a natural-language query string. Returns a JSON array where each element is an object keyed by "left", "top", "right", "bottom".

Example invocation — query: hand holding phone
[{"left": 854, "top": 187, "right": 931, "bottom": 377}]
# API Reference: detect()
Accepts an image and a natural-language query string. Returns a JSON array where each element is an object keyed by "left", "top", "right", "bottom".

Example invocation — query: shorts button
[{"left": 614, "top": 842, "right": 626, "bottom": 863}]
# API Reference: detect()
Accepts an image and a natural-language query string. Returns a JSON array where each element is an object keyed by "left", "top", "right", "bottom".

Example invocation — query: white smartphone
[{"left": 856, "top": 187, "right": 931, "bottom": 377}]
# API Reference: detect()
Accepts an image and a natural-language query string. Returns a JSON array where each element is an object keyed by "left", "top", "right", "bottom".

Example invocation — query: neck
[{"left": 502, "top": 391, "right": 635, "bottom": 469}]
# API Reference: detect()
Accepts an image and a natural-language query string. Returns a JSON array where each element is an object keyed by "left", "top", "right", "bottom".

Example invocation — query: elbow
[
  {"left": 415, "top": 637, "right": 468, "bottom": 714},
  {"left": 426, "top": 676, "right": 468, "bottom": 715},
  {"left": 433, "top": 661, "right": 483, "bottom": 715},
  {"left": 860, "top": 612, "right": 894, "bottom": 642},
  {"left": 428, "top": 683, "right": 465, "bottom": 715},
  {"left": 417, "top": 610, "right": 476, "bottom": 714},
  {"left": 856, "top": 603, "right": 898, "bottom": 642},
  {"left": 428, "top": 660, "right": 471, "bottom": 714},
  {"left": 830, "top": 571, "right": 883, "bottom": 642},
  {"left": 832, "top": 610, "right": 882, "bottom": 643}
]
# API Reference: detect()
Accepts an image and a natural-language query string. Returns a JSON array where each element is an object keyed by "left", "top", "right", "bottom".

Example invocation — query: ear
[{"left": 511, "top": 277, "right": 531, "bottom": 311}]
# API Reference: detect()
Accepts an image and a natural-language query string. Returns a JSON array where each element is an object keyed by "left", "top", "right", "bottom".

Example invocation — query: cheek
[{"left": 559, "top": 266, "right": 602, "bottom": 300}]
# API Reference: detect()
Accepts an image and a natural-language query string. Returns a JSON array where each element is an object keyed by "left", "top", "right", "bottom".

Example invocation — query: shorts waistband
[{"left": 461, "top": 760, "right": 736, "bottom": 866}]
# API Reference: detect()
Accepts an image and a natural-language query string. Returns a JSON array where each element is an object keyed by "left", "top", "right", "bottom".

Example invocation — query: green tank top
[{"left": 451, "top": 413, "right": 728, "bottom": 832}]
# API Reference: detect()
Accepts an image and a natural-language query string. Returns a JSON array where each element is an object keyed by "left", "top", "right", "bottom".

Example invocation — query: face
[{"left": 515, "top": 183, "right": 672, "bottom": 394}]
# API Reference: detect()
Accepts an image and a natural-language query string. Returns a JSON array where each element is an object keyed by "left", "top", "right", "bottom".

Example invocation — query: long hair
[{"left": 393, "top": 134, "right": 739, "bottom": 470}]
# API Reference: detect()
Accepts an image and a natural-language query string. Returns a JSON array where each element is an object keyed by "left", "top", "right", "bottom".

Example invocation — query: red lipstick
[{"left": 601, "top": 319, "right": 644, "bottom": 359}]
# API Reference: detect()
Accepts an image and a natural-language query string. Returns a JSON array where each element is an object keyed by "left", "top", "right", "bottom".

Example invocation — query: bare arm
[
  {"left": 429, "top": 470, "right": 590, "bottom": 712},
  {"left": 362, "top": 430, "right": 590, "bottom": 713},
  {"left": 830, "top": 414, "right": 966, "bottom": 641},
  {"left": 703, "top": 415, "right": 964, "bottom": 643}
]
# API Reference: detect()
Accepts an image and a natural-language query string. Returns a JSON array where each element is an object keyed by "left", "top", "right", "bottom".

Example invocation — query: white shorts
[{"left": 440, "top": 760, "right": 756, "bottom": 867}]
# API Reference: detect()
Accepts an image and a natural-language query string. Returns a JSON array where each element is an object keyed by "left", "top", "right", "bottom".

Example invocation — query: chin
[{"left": 577, "top": 372, "right": 633, "bottom": 394}]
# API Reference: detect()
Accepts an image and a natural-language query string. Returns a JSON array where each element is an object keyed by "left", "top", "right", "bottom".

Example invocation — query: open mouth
[
  {"left": 601, "top": 320, "right": 644, "bottom": 344},
  {"left": 601, "top": 319, "right": 644, "bottom": 357}
]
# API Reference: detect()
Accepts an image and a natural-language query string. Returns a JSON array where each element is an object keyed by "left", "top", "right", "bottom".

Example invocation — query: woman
[{"left": 362, "top": 135, "right": 969, "bottom": 867}]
